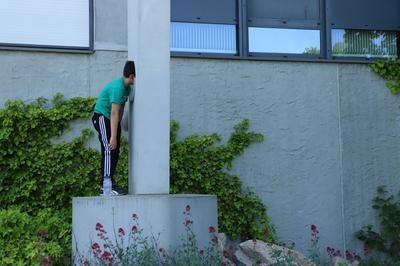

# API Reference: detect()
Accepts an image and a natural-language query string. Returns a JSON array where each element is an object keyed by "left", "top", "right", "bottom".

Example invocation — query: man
[{"left": 92, "top": 61, "right": 135, "bottom": 195}]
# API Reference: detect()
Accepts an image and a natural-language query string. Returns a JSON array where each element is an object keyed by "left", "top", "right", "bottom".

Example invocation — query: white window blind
[
  {"left": 171, "top": 22, "right": 237, "bottom": 54},
  {"left": 0, "top": 0, "right": 90, "bottom": 48}
]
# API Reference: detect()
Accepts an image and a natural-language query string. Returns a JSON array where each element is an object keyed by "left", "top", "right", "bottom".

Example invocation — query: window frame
[
  {"left": 0, "top": 0, "right": 94, "bottom": 53},
  {"left": 171, "top": 0, "right": 400, "bottom": 63}
]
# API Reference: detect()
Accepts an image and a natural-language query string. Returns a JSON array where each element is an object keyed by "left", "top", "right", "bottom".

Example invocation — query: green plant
[
  {"left": 170, "top": 119, "right": 276, "bottom": 242},
  {"left": 370, "top": 59, "right": 400, "bottom": 95},
  {"left": 75, "top": 205, "right": 223, "bottom": 266},
  {"left": 356, "top": 186, "right": 400, "bottom": 262},
  {"left": 0, "top": 94, "right": 275, "bottom": 263},
  {"left": 308, "top": 224, "right": 321, "bottom": 263},
  {"left": 0, "top": 94, "right": 104, "bottom": 264},
  {"left": 270, "top": 248, "right": 297, "bottom": 266},
  {"left": 0, "top": 208, "right": 70, "bottom": 265}
]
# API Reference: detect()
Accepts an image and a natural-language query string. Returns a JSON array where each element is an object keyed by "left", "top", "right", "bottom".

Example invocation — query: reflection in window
[
  {"left": 248, "top": 27, "right": 320, "bottom": 55},
  {"left": 171, "top": 22, "right": 236, "bottom": 54},
  {"left": 332, "top": 29, "right": 398, "bottom": 58}
]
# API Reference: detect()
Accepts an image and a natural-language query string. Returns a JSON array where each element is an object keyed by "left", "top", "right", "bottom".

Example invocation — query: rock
[
  {"left": 234, "top": 249, "right": 253, "bottom": 266},
  {"left": 221, "top": 256, "right": 236, "bottom": 266},
  {"left": 218, "top": 232, "right": 227, "bottom": 252},
  {"left": 286, "top": 248, "right": 315, "bottom": 266},
  {"left": 239, "top": 239, "right": 315, "bottom": 266}
]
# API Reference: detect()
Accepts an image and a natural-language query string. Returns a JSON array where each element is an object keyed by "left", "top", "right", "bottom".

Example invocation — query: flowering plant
[{"left": 74, "top": 205, "right": 222, "bottom": 266}]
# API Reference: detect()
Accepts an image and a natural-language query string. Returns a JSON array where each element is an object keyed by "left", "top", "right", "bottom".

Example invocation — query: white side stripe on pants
[{"left": 99, "top": 116, "right": 111, "bottom": 176}]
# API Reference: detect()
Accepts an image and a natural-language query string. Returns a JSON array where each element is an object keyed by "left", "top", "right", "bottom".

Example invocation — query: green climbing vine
[
  {"left": 170, "top": 119, "right": 276, "bottom": 242},
  {"left": 358, "top": 59, "right": 400, "bottom": 263},
  {"left": 370, "top": 59, "right": 400, "bottom": 94},
  {"left": 0, "top": 94, "right": 275, "bottom": 264}
]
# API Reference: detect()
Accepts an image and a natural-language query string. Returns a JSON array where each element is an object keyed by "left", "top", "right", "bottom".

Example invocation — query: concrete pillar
[
  {"left": 72, "top": 3, "right": 219, "bottom": 258},
  {"left": 127, "top": 0, "right": 170, "bottom": 194}
]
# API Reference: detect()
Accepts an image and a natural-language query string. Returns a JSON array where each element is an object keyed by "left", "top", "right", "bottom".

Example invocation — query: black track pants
[{"left": 92, "top": 113, "right": 121, "bottom": 187}]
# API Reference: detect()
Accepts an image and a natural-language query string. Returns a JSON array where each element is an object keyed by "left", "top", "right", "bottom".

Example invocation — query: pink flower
[
  {"left": 91, "top": 242, "right": 100, "bottom": 251},
  {"left": 185, "top": 205, "right": 191, "bottom": 212},
  {"left": 131, "top": 225, "right": 138, "bottom": 233},
  {"left": 363, "top": 244, "right": 371, "bottom": 256},
  {"left": 184, "top": 219, "right": 193, "bottom": 226},
  {"left": 208, "top": 226, "right": 216, "bottom": 233},
  {"left": 211, "top": 235, "right": 218, "bottom": 244},
  {"left": 310, "top": 224, "right": 317, "bottom": 232},
  {"left": 100, "top": 251, "right": 112, "bottom": 261},
  {"left": 41, "top": 257, "right": 51, "bottom": 266},
  {"left": 118, "top": 228, "right": 125, "bottom": 236},
  {"left": 333, "top": 249, "right": 342, "bottom": 257},
  {"left": 345, "top": 250, "right": 354, "bottom": 261},
  {"left": 38, "top": 228, "right": 46, "bottom": 241},
  {"left": 95, "top": 222, "right": 103, "bottom": 231}
]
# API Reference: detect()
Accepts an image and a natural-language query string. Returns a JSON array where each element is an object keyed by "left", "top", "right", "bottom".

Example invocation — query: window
[
  {"left": 171, "top": 22, "right": 236, "bottom": 54},
  {"left": 332, "top": 30, "right": 398, "bottom": 58},
  {"left": 171, "top": 0, "right": 238, "bottom": 55},
  {"left": 249, "top": 27, "right": 320, "bottom": 55},
  {"left": 0, "top": 0, "right": 92, "bottom": 50},
  {"left": 171, "top": 0, "right": 400, "bottom": 61},
  {"left": 246, "top": 0, "right": 322, "bottom": 57}
]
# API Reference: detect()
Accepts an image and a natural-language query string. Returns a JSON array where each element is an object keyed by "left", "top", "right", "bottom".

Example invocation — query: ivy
[
  {"left": 0, "top": 94, "right": 128, "bottom": 264},
  {"left": 0, "top": 94, "right": 275, "bottom": 264},
  {"left": 370, "top": 59, "right": 400, "bottom": 95},
  {"left": 170, "top": 120, "right": 276, "bottom": 242},
  {"left": 356, "top": 186, "right": 400, "bottom": 263},
  {"left": 0, "top": 208, "right": 70, "bottom": 265}
]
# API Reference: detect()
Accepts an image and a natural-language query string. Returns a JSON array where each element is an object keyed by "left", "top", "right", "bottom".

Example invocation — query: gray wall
[
  {"left": 1, "top": 0, "right": 399, "bottom": 258},
  {"left": 170, "top": 58, "right": 400, "bottom": 255}
]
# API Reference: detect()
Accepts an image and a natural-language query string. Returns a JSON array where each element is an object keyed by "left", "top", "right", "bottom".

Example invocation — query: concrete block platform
[{"left": 72, "top": 194, "right": 218, "bottom": 257}]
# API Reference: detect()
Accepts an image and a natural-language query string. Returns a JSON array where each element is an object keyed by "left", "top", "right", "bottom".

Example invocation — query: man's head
[{"left": 123, "top": 60, "right": 136, "bottom": 86}]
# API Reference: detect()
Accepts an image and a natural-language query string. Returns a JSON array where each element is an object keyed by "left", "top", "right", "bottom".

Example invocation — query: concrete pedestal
[{"left": 72, "top": 195, "right": 218, "bottom": 259}]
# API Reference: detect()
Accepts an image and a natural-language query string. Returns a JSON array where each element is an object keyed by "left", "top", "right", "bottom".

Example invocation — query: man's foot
[
  {"left": 99, "top": 186, "right": 128, "bottom": 196},
  {"left": 111, "top": 187, "right": 128, "bottom": 196}
]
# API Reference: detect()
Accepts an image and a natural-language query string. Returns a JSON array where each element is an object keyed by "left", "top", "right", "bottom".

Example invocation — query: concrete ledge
[{"left": 72, "top": 194, "right": 218, "bottom": 257}]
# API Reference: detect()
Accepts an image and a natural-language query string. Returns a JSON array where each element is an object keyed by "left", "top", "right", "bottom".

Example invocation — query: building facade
[{"left": 0, "top": 0, "right": 399, "bottom": 255}]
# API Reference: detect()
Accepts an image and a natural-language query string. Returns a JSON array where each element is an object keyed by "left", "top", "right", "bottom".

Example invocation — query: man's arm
[{"left": 110, "top": 103, "right": 121, "bottom": 150}]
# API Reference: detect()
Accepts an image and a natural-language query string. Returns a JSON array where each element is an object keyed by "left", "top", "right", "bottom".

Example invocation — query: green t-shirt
[{"left": 94, "top": 77, "right": 131, "bottom": 119}]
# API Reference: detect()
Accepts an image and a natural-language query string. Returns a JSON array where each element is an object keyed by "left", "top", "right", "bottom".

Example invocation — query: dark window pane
[
  {"left": 171, "top": 0, "right": 237, "bottom": 25},
  {"left": 327, "top": 0, "right": 400, "bottom": 31},
  {"left": 247, "top": 0, "right": 320, "bottom": 21}
]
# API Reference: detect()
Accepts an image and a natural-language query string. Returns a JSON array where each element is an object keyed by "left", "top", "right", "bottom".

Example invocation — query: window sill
[
  {"left": 0, "top": 44, "right": 94, "bottom": 54},
  {"left": 171, "top": 51, "right": 392, "bottom": 64}
]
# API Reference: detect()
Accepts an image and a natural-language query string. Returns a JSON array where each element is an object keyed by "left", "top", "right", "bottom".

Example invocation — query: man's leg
[
  {"left": 92, "top": 113, "right": 107, "bottom": 188},
  {"left": 110, "top": 123, "right": 122, "bottom": 179}
]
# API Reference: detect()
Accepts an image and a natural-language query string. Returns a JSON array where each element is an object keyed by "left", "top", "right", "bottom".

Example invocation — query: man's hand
[{"left": 109, "top": 137, "right": 117, "bottom": 150}]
